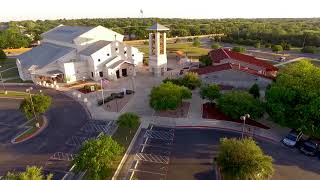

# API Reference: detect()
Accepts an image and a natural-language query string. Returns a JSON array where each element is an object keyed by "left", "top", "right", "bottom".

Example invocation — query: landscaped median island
[
  {"left": 72, "top": 112, "right": 141, "bottom": 180},
  {"left": 11, "top": 115, "right": 48, "bottom": 143}
]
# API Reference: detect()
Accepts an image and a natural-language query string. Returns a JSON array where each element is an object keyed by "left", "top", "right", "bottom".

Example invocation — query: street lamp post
[
  {"left": 240, "top": 114, "right": 250, "bottom": 139},
  {"left": 26, "top": 87, "right": 38, "bottom": 122}
]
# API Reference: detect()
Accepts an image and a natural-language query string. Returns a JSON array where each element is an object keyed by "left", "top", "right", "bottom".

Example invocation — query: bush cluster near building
[
  {"left": 216, "top": 138, "right": 274, "bottom": 180},
  {"left": 217, "top": 91, "right": 264, "bottom": 120},
  {"left": 232, "top": 46, "right": 246, "bottom": 53},
  {"left": 163, "top": 72, "right": 202, "bottom": 90},
  {"left": 199, "top": 55, "right": 212, "bottom": 67},
  {"left": 266, "top": 60, "right": 320, "bottom": 137},
  {"left": 150, "top": 82, "right": 192, "bottom": 110}
]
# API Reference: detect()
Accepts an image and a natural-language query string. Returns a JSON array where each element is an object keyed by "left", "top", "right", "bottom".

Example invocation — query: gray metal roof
[
  {"left": 147, "top": 23, "right": 169, "bottom": 31},
  {"left": 41, "top": 25, "right": 94, "bottom": 43},
  {"left": 18, "top": 43, "right": 74, "bottom": 70},
  {"left": 79, "top": 40, "right": 112, "bottom": 56}
]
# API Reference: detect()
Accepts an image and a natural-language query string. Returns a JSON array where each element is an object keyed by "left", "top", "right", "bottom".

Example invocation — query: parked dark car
[
  {"left": 282, "top": 130, "right": 303, "bottom": 147},
  {"left": 299, "top": 138, "right": 320, "bottom": 156}
]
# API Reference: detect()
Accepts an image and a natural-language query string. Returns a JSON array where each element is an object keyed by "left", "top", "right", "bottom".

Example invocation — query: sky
[{"left": 1, "top": 0, "right": 320, "bottom": 22}]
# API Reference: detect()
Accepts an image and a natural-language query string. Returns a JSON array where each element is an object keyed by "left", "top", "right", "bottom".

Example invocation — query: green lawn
[
  {"left": 0, "top": 58, "right": 17, "bottom": 70},
  {"left": 109, "top": 125, "right": 140, "bottom": 179},
  {"left": 0, "top": 90, "right": 30, "bottom": 98}
]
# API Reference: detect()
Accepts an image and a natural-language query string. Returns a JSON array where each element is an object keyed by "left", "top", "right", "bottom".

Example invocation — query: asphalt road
[
  {"left": 128, "top": 127, "right": 320, "bottom": 180},
  {"left": 168, "top": 128, "right": 320, "bottom": 180},
  {"left": 0, "top": 85, "right": 89, "bottom": 176}
]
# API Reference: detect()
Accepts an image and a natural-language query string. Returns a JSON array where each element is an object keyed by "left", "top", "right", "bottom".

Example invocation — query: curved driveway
[{"left": 0, "top": 85, "right": 89, "bottom": 175}]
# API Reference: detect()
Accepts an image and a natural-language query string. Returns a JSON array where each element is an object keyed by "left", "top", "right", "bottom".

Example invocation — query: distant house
[
  {"left": 16, "top": 25, "right": 143, "bottom": 84},
  {"left": 191, "top": 48, "right": 278, "bottom": 88}
]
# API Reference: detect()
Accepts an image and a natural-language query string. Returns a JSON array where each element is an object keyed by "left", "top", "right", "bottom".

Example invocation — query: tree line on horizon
[{"left": 0, "top": 18, "right": 320, "bottom": 49}]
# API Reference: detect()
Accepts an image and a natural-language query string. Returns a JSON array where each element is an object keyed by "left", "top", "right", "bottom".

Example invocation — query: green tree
[
  {"left": 5, "top": 166, "right": 52, "bottom": 180},
  {"left": 211, "top": 43, "right": 221, "bottom": 49},
  {"left": 192, "top": 37, "right": 201, "bottom": 47},
  {"left": 149, "top": 82, "right": 192, "bottom": 110},
  {"left": 200, "top": 84, "right": 221, "bottom": 103},
  {"left": 271, "top": 45, "right": 283, "bottom": 52},
  {"left": 301, "top": 46, "right": 317, "bottom": 54},
  {"left": 249, "top": 84, "right": 260, "bottom": 98},
  {"left": 73, "top": 135, "right": 124, "bottom": 180},
  {"left": 0, "top": 49, "right": 6, "bottom": 59},
  {"left": 266, "top": 60, "right": 320, "bottom": 137},
  {"left": 217, "top": 91, "right": 264, "bottom": 120},
  {"left": 117, "top": 112, "right": 140, "bottom": 140},
  {"left": 232, "top": 46, "right": 246, "bottom": 53},
  {"left": 19, "top": 94, "right": 52, "bottom": 120},
  {"left": 199, "top": 55, "right": 212, "bottom": 67},
  {"left": 216, "top": 138, "right": 274, "bottom": 180}
]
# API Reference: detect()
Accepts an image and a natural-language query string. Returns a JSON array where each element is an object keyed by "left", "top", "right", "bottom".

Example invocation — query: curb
[
  {"left": 11, "top": 115, "right": 49, "bottom": 144},
  {"left": 176, "top": 125, "right": 279, "bottom": 143},
  {"left": 112, "top": 123, "right": 144, "bottom": 180}
]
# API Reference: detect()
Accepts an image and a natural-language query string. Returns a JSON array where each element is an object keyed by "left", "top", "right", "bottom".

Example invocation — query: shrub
[
  {"left": 264, "top": 43, "right": 272, "bottom": 48},
  {"left": 211, "top": 43, "right": 221, "bottom": 49},
  {"left": 217, "top": 91, "right": 264, "bottom": 119},
  {"left": 249, "top": 83, "right": 260, "bottom": 98},
  {"left": 271, "top": 45, "right": 283, "bottom": 52},
  {"left": 200, "top": 84, "right": 221, "bottom": 103},
  {"left": 193, "top": 37, "right": 201, "bottom": 47},
  {"left": 301, "top": 46, "right": 317, "bottom": 54},
  {"left": 117, "top": 112, "right": 140, "bottom": 130},
  {"left": 0, "top": 49, "right": 6, "bottom": 59},
  {"left": 149, "top": 82, "right": 192, "bottom": 110},
  {"left": 254, "top": 42, "right": 261, "bottom": 48},
  {"left": 163, "top": 72, "right": 202, "bottom": 90},
  {"left": 232, "top": 46, "right": 246, "bottom": 53},
  {"left": 199, "top": 55, "right": 212, "bottom": 67}
]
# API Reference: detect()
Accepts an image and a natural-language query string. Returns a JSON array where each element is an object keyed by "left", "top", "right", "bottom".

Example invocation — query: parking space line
[
  {"left": 49, "top": 152, "right": 75, "bottom": 161},
  {"left": 135, "top": 153, "right": 169, "bottom": 164},
  {"left": 129, "top": 169, "right": 166, "bottom": 176},
  {"left": 144, "top": 130, "right": 174, "bottom": 141}
]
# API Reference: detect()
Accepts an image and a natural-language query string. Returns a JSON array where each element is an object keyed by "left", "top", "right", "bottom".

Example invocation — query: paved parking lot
[{"left": 121, "top": 126, "right": 320, "bottom": 180}]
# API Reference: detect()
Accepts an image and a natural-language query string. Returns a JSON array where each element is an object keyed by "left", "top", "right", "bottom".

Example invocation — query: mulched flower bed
[
  {"left": 78, "top": 84, "right": 101, "bottom": 94},
  {"left": 202, "top": 102, "right": 270, "bottom": 129},
  {"left": 153, "top": 101, "right": 190, "bottom": 118}
]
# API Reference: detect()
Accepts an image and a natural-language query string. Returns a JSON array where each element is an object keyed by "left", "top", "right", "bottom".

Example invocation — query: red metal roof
[{"left": 209, "top": 48, "right": 278, "bottom": 71}]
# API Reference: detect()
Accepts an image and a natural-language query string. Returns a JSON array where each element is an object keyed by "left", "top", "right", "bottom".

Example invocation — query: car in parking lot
[
  {"left": 299, "top": 138, "right": 320, "bottom": 156},
  {"left": 282, "top": 130, "right": 303, "bottom": 147}
]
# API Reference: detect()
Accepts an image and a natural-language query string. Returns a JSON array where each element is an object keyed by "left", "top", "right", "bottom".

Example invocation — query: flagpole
[{"left": 101, "top": 79, "right": 105, "bottom": 105}]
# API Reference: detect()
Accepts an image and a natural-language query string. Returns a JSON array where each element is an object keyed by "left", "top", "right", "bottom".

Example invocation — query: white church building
[{"left": 16, "top": 25, "right": 143, "bottom": 84}]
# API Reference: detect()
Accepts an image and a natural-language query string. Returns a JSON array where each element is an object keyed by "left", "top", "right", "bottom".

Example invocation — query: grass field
[
  {"left": 0, "top": 58, "right": 17, "bottom": 70},
  {"left": 0, "top": 90, "right": 30, "bottom": 98}
]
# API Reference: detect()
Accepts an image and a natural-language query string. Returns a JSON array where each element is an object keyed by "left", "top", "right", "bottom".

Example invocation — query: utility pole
[{"left": 26, "top": 87, "right": 38, "bottom": 122}]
